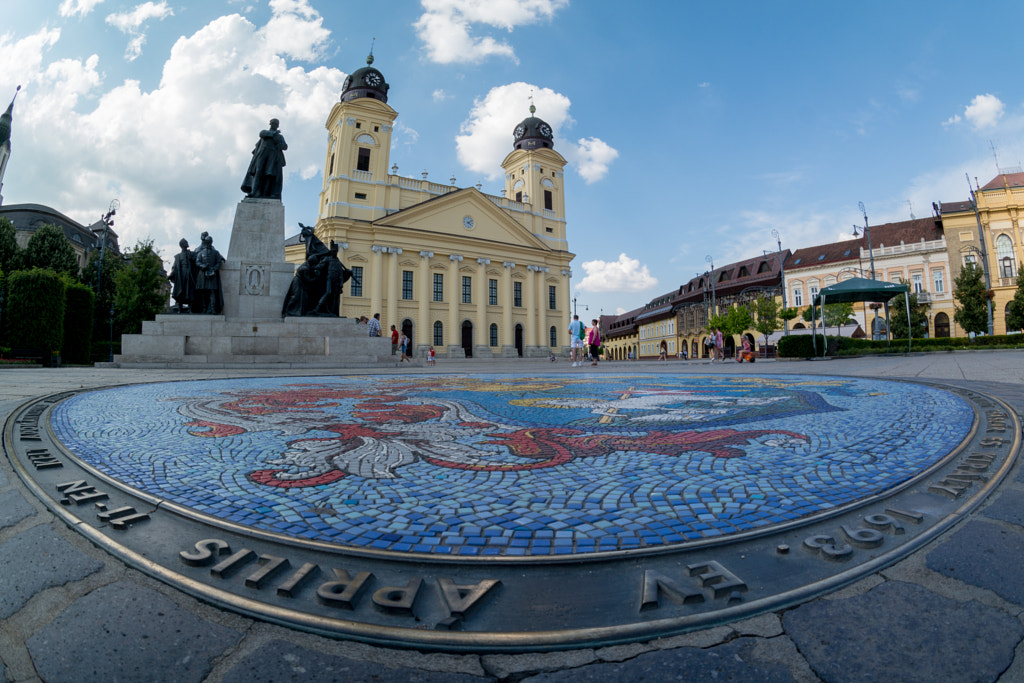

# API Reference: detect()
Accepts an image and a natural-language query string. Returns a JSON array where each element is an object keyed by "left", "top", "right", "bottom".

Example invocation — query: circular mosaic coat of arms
[{"left": 51, "top": 374, "right": 972, "bottom": 558}]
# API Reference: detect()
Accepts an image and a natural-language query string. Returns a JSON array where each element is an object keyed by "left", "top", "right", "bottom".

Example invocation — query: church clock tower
[
  {"left": 318, "top": 55, "right": 396, "bottom": 224},
  {"left": 501, "top": 105, "right": 568, "bottom": 244}
]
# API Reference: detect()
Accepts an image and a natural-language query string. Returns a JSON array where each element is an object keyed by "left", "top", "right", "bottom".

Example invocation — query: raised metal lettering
[
  {"left": 639, "top": 570, "right": 705, "bottom": 611},
  {"left": 276, "top": 562, "right": 319, "bottom": 598},
  {"left": 372, "top": 577, "right": 422, "bottom": 614},
  {"left": 686, "top": 561, "right": 748, "bottom": 599},
  {"left": 437, "top": 578, "right": 501, "bottom": 617},
  {"left": 244, "top": 555, "right": 290, "bottom": 589},
  {"left": 317, "top": 569, "right": 372, "bottom": 609},
  {"left": 179, "top": 538, "right": 231, "bottom": 566},
  {"left": 211, "top": 548, "right": 257, "bottom": 579}
]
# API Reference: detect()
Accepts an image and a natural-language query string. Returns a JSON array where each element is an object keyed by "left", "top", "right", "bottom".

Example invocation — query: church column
[
  {"left": 476, "top": 258, "right": 490, "bottom": 355},
  {"left": 417, "top": 251, "right": 433, "bottom": 356},
  {"left": 535, "top": 266, "right": 549, "bottom": 350},
  {"left": 448, "top": 254, "right": 464, "bottom": 357},
  {"left": 502, "top": 262, "right": 515, "bottom": 353},
  {"left": 334, "top": 241, "right": 349, "bottom": 313},
  {"left": 370, "top": 245, "right": 385, "bottom": 317},
  {"left": 524, "top": 264, "right": 538, "bottom": 352},
  {"left": 560, "top": 269, "right": 572, "bottom": 350},
  {"left": 386, "top": 247, "right": 402, "bottom": 331}
]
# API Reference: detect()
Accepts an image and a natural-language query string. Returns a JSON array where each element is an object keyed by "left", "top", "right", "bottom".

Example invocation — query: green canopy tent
[{"left": 811, "top": 277, "right": 911, "bottom": 356}]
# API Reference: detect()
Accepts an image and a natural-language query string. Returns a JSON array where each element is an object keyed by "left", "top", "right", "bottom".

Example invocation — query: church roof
[{"left": 340, "top": 54, "right": 389, "bottom": 104}]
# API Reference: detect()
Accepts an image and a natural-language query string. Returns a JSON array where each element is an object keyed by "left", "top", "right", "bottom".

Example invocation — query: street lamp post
[
  {"left": 705, "top": 255, "right": 716, "bottom": 318},
  {"left": 94, "top": 199, "right": 119, "bottom": 300},
  {"left": 853, "top": 201, "right": 882, "bottom": 339},
  {"left": 770, "top": 228, "right": 788, "bottom": 335}
]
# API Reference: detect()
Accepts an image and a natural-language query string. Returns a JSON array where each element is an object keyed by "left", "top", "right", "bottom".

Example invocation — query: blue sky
[{"left": 2, "top": 1, "right": 1023, "bottom": 315}]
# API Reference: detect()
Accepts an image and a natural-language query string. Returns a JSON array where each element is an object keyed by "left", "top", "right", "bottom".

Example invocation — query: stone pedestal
[{"left": 221, "top": 198, "right": 293, "bottom": 321}]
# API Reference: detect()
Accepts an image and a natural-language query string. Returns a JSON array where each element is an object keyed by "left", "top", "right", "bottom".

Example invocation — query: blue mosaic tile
[{"left": 48, "top": 374, "right": 973, "bottom": 557}]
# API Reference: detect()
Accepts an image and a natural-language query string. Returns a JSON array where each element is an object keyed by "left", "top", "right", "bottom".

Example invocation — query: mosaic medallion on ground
[{"left": 5, "top": 374, "right": 1017, "bottom": 651}]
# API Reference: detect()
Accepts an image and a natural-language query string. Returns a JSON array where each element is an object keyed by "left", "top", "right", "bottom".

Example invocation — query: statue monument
[
  {"left": 113, "top": 119, "right": 390, "bottom": 367},
  {"left": 241, "top": 119, "right": 287, "bottom": 199}
]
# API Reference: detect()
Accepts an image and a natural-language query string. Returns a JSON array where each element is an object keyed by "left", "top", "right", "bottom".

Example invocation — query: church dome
[
  {"left": 341, "top": 54, "right": 389, "bottom": 104},
  {"left": 512, "top": 105, "right": 554, "bottom": 151}
]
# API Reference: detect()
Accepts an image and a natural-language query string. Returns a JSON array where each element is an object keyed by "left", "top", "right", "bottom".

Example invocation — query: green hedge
[
  {"left": 6, "top": 269, "right": 66, "bottom": 360},
  {"left": 778, "top": 333, "right": 1024, "bottom": 358},
  {"left": 62, "top": 282, "right": 95, "bottom": 364}
]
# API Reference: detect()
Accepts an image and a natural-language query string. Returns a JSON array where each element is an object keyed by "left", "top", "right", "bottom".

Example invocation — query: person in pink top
[{"left": 587, "top": 319, "right": 601, "bottom": 367}]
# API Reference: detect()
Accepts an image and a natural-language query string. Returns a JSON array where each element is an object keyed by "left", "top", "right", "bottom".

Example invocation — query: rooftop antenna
[
  {"left": 990, "top": 140, "right": 1000, "bottom": 171},
  {"left": 907, "top": 200, "right": 915, "bottom": 220}
]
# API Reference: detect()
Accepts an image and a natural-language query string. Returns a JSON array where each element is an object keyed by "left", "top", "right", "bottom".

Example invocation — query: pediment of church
[{"left": 373, "top": 189, "right": 551, "bottom": 252}]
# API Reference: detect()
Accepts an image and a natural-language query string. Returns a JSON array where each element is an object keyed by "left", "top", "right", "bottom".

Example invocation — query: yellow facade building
[
  {"left": 940, "top": 172, "right": 1024, "bottom": 336},
  {"left": 286, "top": 56, "right": 574, "bottom": 357}
]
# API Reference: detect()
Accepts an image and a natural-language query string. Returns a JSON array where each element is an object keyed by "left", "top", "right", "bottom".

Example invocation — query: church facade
[{"left": 286, "top": 56, "right": 575, "bottom": 358}]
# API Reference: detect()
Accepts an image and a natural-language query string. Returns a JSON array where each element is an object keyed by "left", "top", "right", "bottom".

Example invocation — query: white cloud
[
  {"left": 455, "top": 82, "right": 617, "bottom": 183},
  {"left": 414, "top": 0, "right": 568, "bottom": 65},
  {"left": 577, "top": 254, "right": 658, "bottom": 293},
  {"left": 59, "top": 0, "right": 105, "bottom": 18},
  {"left": 432, "top": 88, "right": 450, "bottom": 102},
  {"left": 105, "top": 2, "right": 174, "bottom": 61},
  {"left": 570, "top": 137, "right": 618, "bottom": 184},
  {"left": 261, "top": 0, "right": 330, "bottom": 62},
  {"left": 964, "top": 94, "right": 1004, "bottom": 130},
  {"left": 942, "top": 114, "right": 961, "bottom": 128},
  {"left": 1, "top": 5, "right": 345, "bottom": 269}
]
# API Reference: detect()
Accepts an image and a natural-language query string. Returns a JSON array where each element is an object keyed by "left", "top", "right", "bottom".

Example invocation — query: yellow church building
[{"left": 286, "top": 55, "right": 575, "bottom": 358}]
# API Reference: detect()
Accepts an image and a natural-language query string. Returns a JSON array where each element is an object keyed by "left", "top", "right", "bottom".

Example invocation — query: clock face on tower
[
  {"left": 342, "top": 75, "right": 352, "bottom": 92},
  {"left": 514, "top": 124, "right": 526, "bottom": 140},
  {"left": 364, "top": 72, "right": 382, "bottom": 87},
  {"left": 539, "top": 123, "right": 552, "bottom": 138},
  {"left": 463, "top": 215, "right": 475, "bottom": 230}
]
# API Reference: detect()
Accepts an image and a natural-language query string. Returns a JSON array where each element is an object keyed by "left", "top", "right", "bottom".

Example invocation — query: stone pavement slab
[
  {"left": 783, "top": 580, "right": 1023, "bottom": 683},
  {"left": 0, "top": 525, "right": 103, "bottom": 620},
  {"left": 220, "top": 639, "right": 492, "bottom": 683},
  {"left": 925, "top": 519, "right": 1024, "bottom": 606},
  {"left": 26, "top": 581, "right": 242, "bottom": 683},
  {"left": 980, "top": 489, "right": 1024, "bottom": 528},
  {"left": 518, "top": 638, "right": 796, "bottom": 682},
  {"left": 0, "top": 489, "right": 34, "bottom": 531}
]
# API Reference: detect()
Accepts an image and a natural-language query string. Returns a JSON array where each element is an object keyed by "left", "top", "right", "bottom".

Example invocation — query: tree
[
  {"left": 719, "top": 304, "right": 753, "bottom": 337},
  {"left": 802, "top": 302, "right": 855, "bottom": 328},
  {"left": 22, "top": 224, "right": 79, "bottom": 276},
  {"left": 0, "top": 217, "right": 20, "bottom": 274},
  {"left": 1006, "top": 264, "right": 1024, "bottom": 333},
  {"left": 113, "top": 240, "right": 168, "bottom": 334},
  {"left": 779, "top": 307, "right": 799, "bottom": 329},
  {"left": 953, "top": 262, "right": 988, "bottom": 335},
  {"left": 888, "top": 292, "right": 928, "bottom": 339},
  {"left": 752, "top": 296, "right": 780, "bottom": 339}
]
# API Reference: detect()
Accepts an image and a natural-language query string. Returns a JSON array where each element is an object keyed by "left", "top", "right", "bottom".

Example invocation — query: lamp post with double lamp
[
  {"left": 769, "top": 228, "right": 789, "bottom": 335},
  {"left": 93, "top": 199, "right": 118, "bottom": 362},
  {"left": 852, "top": 201, "right": 882, "bottom": 339},
  {"left": 705, "top": 255, "right": 716, "bottom": 318},
  {"left": 965, "top": 178, "right": 996, "bottom": 336}
]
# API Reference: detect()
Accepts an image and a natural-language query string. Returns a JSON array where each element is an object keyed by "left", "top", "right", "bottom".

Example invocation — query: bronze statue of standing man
[{"left": 241, "top": 118, "right": 287, "bottom": 199}]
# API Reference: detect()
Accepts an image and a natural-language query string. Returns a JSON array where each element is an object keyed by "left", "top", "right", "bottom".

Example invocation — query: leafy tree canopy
[
  {"left": 113, "top": 240, "right": 168, "bottom": 335},
  {"left": 953, "top": 262, "right": 989, "bottom": 335},
  {"left": 0, "top": 217, "right": 20, "bottom": 274},
  {"left": 888, "top": 292, "right": 928, "bottom": 339},
  {"left": 1006, "top": 264, "right": 1024, "bottom": 333},
  {"left": 22, "top": 224, "right": 78, "bottom": 276}
]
